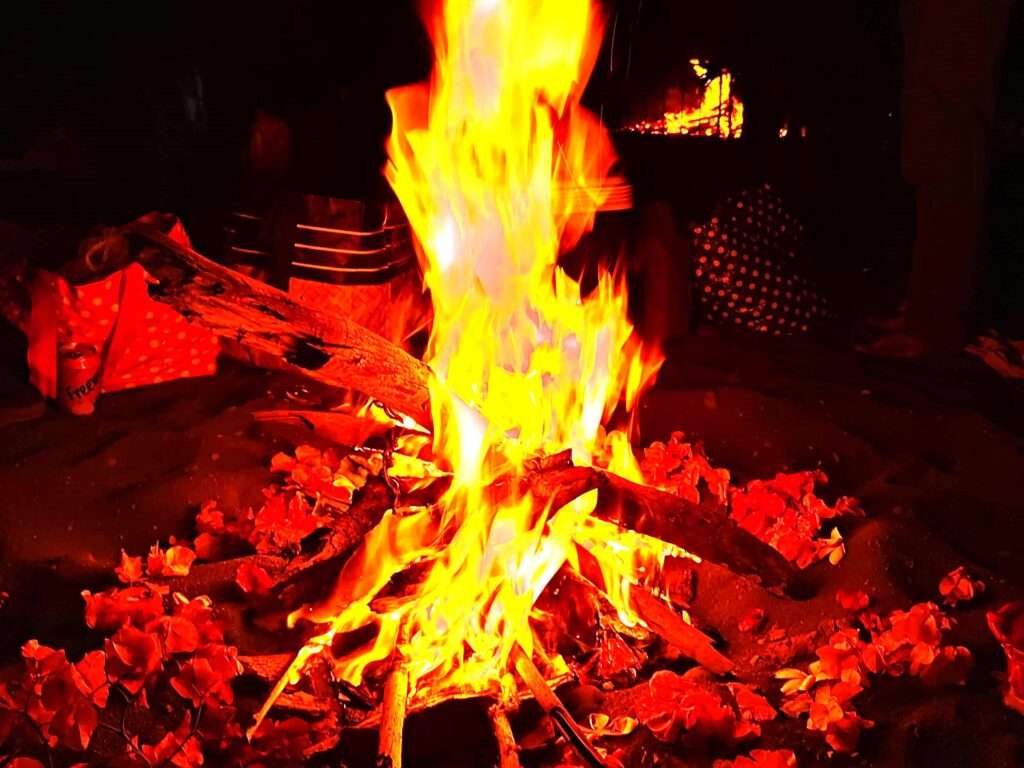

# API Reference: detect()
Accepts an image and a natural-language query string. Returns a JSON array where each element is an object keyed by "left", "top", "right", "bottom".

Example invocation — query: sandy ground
[{"left": 0, "top": 324, "right": 1022, "bottom": 766}]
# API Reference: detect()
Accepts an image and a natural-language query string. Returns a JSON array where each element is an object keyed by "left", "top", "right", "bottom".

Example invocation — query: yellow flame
[
  {"left": 663, "top": 61, "right": 743, "bottom": 138},
  {"left": 628, "top": 60, "right": 744, "bottom": 139},
  {"left": 272, "top": 0, "right": 670, "bottom": 710}
]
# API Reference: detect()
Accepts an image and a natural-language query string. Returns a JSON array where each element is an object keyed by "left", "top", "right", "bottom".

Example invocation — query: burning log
[
  {"left": 627, "top": 586, "right": 733, "bottom": 675},
  {"left": 239, "top": 653, "right": 294, "bottom": 682},
  {"left": 379, "top": 662, "right": 411, "bottom": 768},
  {"left": 378, "top": 621, "right": 414, "bottom": 768},
  {"left": 488, "top": 702, "right": 521, "bottom": 768},
  {"left": 521, "top": 465, "right": 803, "bottom": 595},
  {"left": 280, "top": 478, "right": 394, "bottom": 586},
  {"left": 559, "top": 566, "right": 732, "bottom": 676},
  {"left": 599, "top": 474, "right": 809, "bottom": 597},
  {"left": 94, "top": 222, "right": 434, "bottom": 427}
]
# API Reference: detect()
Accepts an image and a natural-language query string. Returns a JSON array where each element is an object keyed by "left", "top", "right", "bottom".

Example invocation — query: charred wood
[
  {"left": 627, "top": 586, "right": 733, "bottom": 675},
  {"left": 489, "top": 704, "right": 521, "bottom": 768},
  {"left": 519, "top": 465, "right": 802, "bottom": 595},
  {"left": 165, "top": 554, "right": 287, "bottom": 599}
]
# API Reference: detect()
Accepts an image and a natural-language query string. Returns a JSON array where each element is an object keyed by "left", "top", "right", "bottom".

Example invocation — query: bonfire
[{"left": 2, "top": 2, "right": 1020, "bottom": 768}]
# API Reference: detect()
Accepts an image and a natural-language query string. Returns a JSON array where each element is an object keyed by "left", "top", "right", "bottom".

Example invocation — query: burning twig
[
  {"left": 279, "top": 478, "right": 394, "bottom": 590},
  {"left": 378, "top": 660, "right": 411, "bottom": 768},
  {"left": 377, "top": 621, "right": 414, "bottom": 768},
  {"left": 488, "top": 702, "right": 521, "bottom": 768},
  {"left": 627, "top": 586, "right": 734, "bottom": 675},
  {"left": 510, "top": 645, "right": 606, "bottom": 768},
  {"left": 91, "top": 222, "right": 434, "bottom": 428}
]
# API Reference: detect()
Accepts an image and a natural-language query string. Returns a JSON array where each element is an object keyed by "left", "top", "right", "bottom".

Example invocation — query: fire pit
[{"left": 1, "top": 1, "right": 1022, "bottom": 768}]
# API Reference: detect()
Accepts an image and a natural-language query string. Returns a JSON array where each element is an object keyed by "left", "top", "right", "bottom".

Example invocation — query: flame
[
  {"left": 256, "top": 0, "right": 672, "bottom": 722},
  {"left": 628, "top": 60, "right": 744, "bottom": 139}
]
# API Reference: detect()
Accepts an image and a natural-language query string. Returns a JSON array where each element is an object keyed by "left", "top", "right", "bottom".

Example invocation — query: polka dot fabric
[
  {"left": 691, "top": 183, "right": 834, "bottom": 336},
  {"left": 46, "top": 266, "right": 220, "bottom": 394}
]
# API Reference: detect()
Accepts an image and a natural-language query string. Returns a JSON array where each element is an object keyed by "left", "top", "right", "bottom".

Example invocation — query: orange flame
[
  {"left": 628, "top": 60, "right": 744, "bottom": 139},
  {"left": 255, "top": 0, "right": 670, "bottom": 722}
]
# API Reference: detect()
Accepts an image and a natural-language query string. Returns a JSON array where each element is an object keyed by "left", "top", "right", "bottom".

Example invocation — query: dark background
[{"left": 2, "top": 0, "right": 1022, "bottom": 331}]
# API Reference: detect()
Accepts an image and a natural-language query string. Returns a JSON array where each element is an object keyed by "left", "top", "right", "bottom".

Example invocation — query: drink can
[{"left": 58, "top": 342, "right": 102, "bottom": 415}]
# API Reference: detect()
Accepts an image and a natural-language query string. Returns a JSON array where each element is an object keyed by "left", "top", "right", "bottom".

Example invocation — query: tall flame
[
  {"left": 387, "top": 0, "right": 646, "bottom": 477},
  {"left": 266, "top": 0, "right": 667, "bottom": 714}
]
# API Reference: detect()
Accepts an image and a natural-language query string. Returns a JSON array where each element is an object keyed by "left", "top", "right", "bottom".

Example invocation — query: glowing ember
[
  {"left": 253, "top": 0, "right": 674, "bottom": 728},
  {"left": 626, "top": 59, "right": 744, "bottom": 139}
]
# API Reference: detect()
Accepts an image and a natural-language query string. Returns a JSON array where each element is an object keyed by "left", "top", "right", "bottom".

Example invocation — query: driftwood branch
[{"left": 111, "top": 222, "right": 433, "bottom": 427}]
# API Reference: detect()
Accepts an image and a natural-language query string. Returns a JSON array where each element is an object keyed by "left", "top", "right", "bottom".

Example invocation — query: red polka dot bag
[{"left": 26, "top": 220, "right": 220, "bottom": 401}]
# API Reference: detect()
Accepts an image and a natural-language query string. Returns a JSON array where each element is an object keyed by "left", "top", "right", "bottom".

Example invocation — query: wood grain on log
[{"left": 115, "top": 223, "right": 434, "bottom": 427}]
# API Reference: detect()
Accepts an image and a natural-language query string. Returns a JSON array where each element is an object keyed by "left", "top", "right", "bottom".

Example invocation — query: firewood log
[
  {"left": 558, "top": 566, "right": 731, "bottom": 675},
  {"left": 290, "top": 461, "right": 800, "bottom": 601},
  {"left": 488, "top": 704, "right": 521, "bottom": 768},
  {"left": 165, "top": 554, "right": 288, "bottom": 598},
  {"left": 252, "top": 409, "right": 393, "bottom": 449},
  {"left": 522, "top": 465, "right": 804, "bottom": 596},
  {"left": 271, "top": 480, "right": 395, "bottom": 613},
  {"left": 594, "top": 471, "right": 806, "bottom": 596},
  {"left": 239, "top": 653, "right": 294, "bottom": 682},
  {"left": 627, "top": 586, "right": 733, "bottom": 675},
  {"left": 100, "top": 222, "right": 434, "bottom": 427}
]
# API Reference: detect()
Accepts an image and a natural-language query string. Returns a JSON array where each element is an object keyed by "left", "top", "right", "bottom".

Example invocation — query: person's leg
[
  {"left": 906, "top": 148, "right": 986, "bottom": 352},
  {"left": 866, "top": 0, "right": 1011, "bottom": 356}
]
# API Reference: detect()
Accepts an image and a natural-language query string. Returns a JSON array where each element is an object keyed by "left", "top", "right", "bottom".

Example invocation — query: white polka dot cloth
[
  {"left": 56, "top": 264, "right": 220, "bottom": 393},
  {"left": 692, "top": 183, "right": 834, "bottom": 336}
]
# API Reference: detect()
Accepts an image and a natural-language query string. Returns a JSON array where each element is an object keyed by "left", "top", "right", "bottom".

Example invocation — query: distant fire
[{"left": 626, "top": 60, "right": 744, "bottom": 139}]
